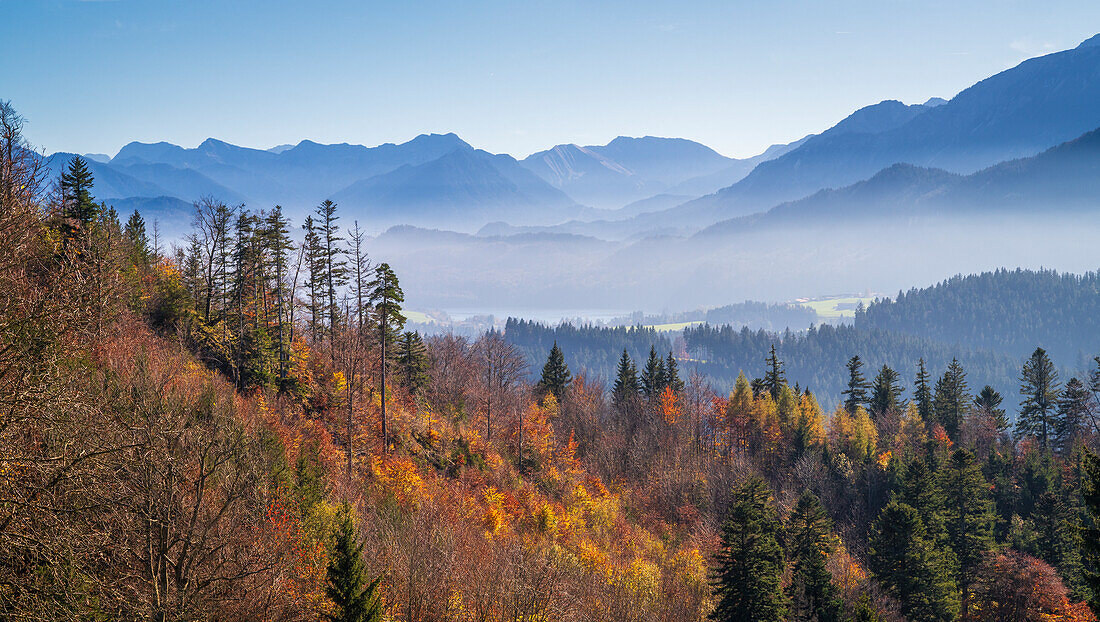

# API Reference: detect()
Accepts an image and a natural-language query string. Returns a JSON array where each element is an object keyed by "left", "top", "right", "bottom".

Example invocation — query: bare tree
[{"left": 474, "top": 331, "right": 528, "bottom": 442}]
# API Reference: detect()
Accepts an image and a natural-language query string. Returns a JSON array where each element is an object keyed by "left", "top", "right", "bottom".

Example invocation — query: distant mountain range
[
  {"left": 631, "top": 35, "right": 1100, "bottom": 231},
  {"left": 697, "top": 124, "right": 1100, "bottom": 236},
  {"left": 39, "top": 33, "right": 1100, "bottom": 251}
]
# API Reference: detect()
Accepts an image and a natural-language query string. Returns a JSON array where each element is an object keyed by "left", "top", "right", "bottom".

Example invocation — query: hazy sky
[{"left": 3, "top": 0, "right": 1099, "bottom": 158}]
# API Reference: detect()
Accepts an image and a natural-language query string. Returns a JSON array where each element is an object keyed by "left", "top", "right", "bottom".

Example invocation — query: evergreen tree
[
  {"left": 933, "top": 358, "right": 970, "bottom": 440},
  {"left": 1082, "top": 451, "right": 1100, "bottom": 616},
  {"left": 974, "top": 385, "right": 1008, "bottom": 432},
  {"left": 1016, "top": 347, "right": 1061, "bottom": 453},
  {"left": 915, "top": 358, "right": 934, "bottom": 423},
  {"left": 536, "top": 341, "right": 571, "bottom": 401},
  {"left": 763, "top": 344, "right": 786, "bottom": 401},
  {"left": 396, "top": 331, "right": 429, "bottom": 395},
  {"left": 869, "top": 501, "right": 959, "bottom": 622},
  {"left": 640, "top": 345, "right": 667, "bottom": 399},
  {"left": 59, "top": 156, "right": 98, "bottom": 231},
  {"left": 314, "top": 200, "right": 348, "bottom": 347},
  {"left": 1055, "top": 377, "right": 1091, "bottom": 455},
  {"left": 264, "top": 206, "right": 294, "bottom": 382},
  {"left": 123, "top": 209, "right": 150, "bottom": 266},
  {"left": 841, "top": 355, "right": 870, "bottom": 413},
  {"left": 611, "top": 349, "right": 640, "bottom": 410},
  {"left": 709, "top": 477, "right": 788, "bottom": 622},
  {"left": 666, "top": 351, "right": 685, "bottom": 394},
  {"left": 785, "top": 492, "right": 842, "bottom": 622},
  {"left": 367, "top": 263, "right": 405, "bottom": 454},
  {"left": 869, "top": 364, "right": 905, "bottom": 418},
  {"left": 303, "top": 215, "right": 323, "bottom": 344},
  {"left": 896, "top": 457, "right": 948, "bottom": 546},
  {"left": 940, "top": 449, "right": 995, "bottom": 617},
  {"left": 325, "top": 506, "right": 383, "bottom": 622}
]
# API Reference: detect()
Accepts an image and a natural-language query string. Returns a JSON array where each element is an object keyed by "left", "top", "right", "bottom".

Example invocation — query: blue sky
[{"left": 3, "top": 0, "right": 1099, "bottom": 158}]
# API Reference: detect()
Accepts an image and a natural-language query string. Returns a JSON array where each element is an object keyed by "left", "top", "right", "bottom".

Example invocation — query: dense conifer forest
[{"left": 3, "top": 101, "right": 1100, "bottom": 621}]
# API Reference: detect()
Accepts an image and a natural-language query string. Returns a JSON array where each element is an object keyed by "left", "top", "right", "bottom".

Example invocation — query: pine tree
[
  {"left": 974, "top": 385, "right": 1008, "bottom": 432},
  {"left": 396, "top": 331, "right": 429, "bottom": 395},
  {"left": 666, "top": 351, "right": 685, "bottom": 394},
  {"left": 325, "top": 506, "right": 383, "bottom": 622},
  {"left": 785, "top": 492, "right": 842, "bottom": 622},
  {"left": 367, "top": 263, "right": 405, "bottom": 454},
  {"left": 1055, "top": 377, "right": 1090, "bottom": 455},
  {"left": 869, "top": 364, "right": 905, "bottom": 418},
  {"left": 1016, "top": 347, "right": 1061, "bottom": 453},
  {"left": 763, "top": 345, "right": 786, "bottom": 401},
  {"left": 709, "top": 477, "right": 788, "bottom": 622},
  {"left": 59, "top": 156, "right": 98, "bottom": 232},
  {"left": 841, "top": 355, "right": 870, "bottom": 413},
  {"left": 915, "top": 358, "right": 934, "bottom": 423},
  {"left": 640, "top": 345, "right": 667, "bottom": 399},
  {"left": 536, "top": 341, "right": 571, "bottom": 401},
  {"left": 940, "top": 449, "right": 994, "bottom": 618},
  {"left": 933, "top": 358, "right": 970, "bottom": 440},
  {"left": 869, "top": 501, "right": 959, "bottom": 622},
  {"left": 612, "top": 349, "right": 640, "bottom": 410}
]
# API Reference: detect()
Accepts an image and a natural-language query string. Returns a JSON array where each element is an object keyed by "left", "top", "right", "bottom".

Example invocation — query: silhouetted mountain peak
[
  {"left": 1077, "top": 33, "right": 1100, "bottom": 48},
  {"left": 827, "top": 100, "right": 931, "bottom": 136}
]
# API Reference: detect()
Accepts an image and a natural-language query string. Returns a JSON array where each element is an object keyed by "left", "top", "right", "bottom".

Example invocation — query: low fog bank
[{"left": 376, "top": 213, "right": 1100, "bottom": 312}]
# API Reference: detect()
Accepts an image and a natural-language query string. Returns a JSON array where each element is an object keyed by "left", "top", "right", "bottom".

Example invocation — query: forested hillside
[
  {"left": 4, "top": 101, "right": 1100, "bottom": 622},
  {"left": 856, "top": 269, "right": 1100, "bottom": 364}
]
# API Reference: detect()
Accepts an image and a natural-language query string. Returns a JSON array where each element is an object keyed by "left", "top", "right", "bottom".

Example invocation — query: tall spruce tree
[
  {"left": 264, "top": 206, "right": 294, "bottom": 382},
  {"left": 396, "top": 331, "right": 429, "bottom": 395},
  {"left": 785, "top": 492, "right": 842, "bottom": 622},
  {"left": 933, "top": 358, "right": 970, "bottom": 440},
  {"left": 367, "top": 263, "right": 405, "bottom": 454},
  {"left": 536, "top": 341, "right": 571, "bottom": 401},
  {"left": 1082, "top": 451, "right": 1100, "bottom": 616},
  {"left": 666, "top": 352, "right": 685, "bottom": 394},
  {"left": 325, "top": 506, "right": 383, "bottom": 622},
  {"left": 59, "top": 155, "right": 98, "bottom": 232},
  {"left": 869, "top": 364, "right": 905, "bottom": 418},
  {"left": 314, "top": 200, "right": 348, "bottom": 355},
  {"left": 710, "top": 477, "right": 788, "bottom": 622},
  {"left": 896, "top": 458, "right": 948, "bottom": 546},
  {"left": 940, "top": 449, "right": 994, "bottom": 618},
  {"left": 915, "top": 358, "right": 934, "bottom": 423},
  {"left": 123, "top": 209, "right": 150, "bottom": 266},
  {"left": 869, "top": 501, "right": 959, "bottom": 622},
  {"left": 1055, "top": 377, "right": 1090, "bottom": 455},
  {"left": 763, "top": 345, "right": 786, "bottom": 401},
  {"left": 640, "top": 346, "right": 667, "bottom": 399},
  {"left": 974, "top": 385, "right": 1008, "bottom": 432},
  {"left": 841, "top": 355, "right": 871, "bottom": 413},
  {"left": 303, "top": 215, "right": 323, "bottom": 344},
  {"left": 612, "top": 349, "right": 640, "bottom": 410},
  {"left": 1016, "top": 347, "right": 1061, "bottom": 453}
]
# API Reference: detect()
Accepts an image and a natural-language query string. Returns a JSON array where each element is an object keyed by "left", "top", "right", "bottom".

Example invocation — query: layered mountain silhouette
[
  {"left": 638, "top": 37, "right": 1100, "bottom": 230},
  {"left": 41, "top": 33, "right": 1100, "bottom": 243},
  {"left": 329, "top": 148, "right": 588, "bottom": 232},
  {"left": 697, "top": 125, "right": 1100, "bottom": 236}
]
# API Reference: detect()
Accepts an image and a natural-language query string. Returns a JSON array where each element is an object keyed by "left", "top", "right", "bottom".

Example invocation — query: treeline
[
  {"left": 505, "top": 317, "right": 673, "bottom": 382},
  {"left": 683, "top": 322, "right": 1020, "bottom": 408},
  {"left": 856, "top": 268, "right": 1100, "bottom": 364}
]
